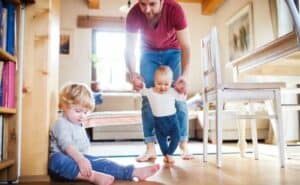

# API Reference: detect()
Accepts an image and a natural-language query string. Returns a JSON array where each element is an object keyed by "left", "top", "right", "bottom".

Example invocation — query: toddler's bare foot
[
  {"left": 78, "top": 171, "right": 114, "bottom": 185},
  {"left": 92, "top": 172, "right": 114, "bottom": 185},
  {"left": 180, "top": 141, "right": 194, "bottom": 160},
  {"left": 132, "top": 164, "right": 160, "bottom": 180},
  {"left": 163, "top": 155, "right": 175, "bottom": 164}
]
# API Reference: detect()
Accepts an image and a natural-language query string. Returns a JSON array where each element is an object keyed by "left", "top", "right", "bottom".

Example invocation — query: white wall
[
  {"left": 59, "top": 0, "right": 213, "bottom": 94},
  {"left": 213, "top": 0, "right": 276, "bottom": 83},
  {"left": 60, "top": 0, "right": 299, "bottom": 140}
]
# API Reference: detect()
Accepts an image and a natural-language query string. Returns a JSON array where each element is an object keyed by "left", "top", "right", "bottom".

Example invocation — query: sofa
[
  {"left": 90, "top": 92, "right": 200, "bottom": 141},
  {"left": 90, "top": 92, "right": 270, "bottom": 142}
]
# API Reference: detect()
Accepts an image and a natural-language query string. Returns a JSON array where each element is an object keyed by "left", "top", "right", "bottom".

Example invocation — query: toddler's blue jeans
[
  {"left": 140, "top": 49, "right": 189, "bottom": 143},
  {"left": 48, "top": 152, "right": 134, "bottom": 180},
  {"left": 154, "top": 114, "right": 180, "bottom": 156}
]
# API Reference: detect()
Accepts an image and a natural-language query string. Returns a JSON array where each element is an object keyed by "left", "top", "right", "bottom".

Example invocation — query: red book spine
[
  {"left": 2, "top": 61, "right": 15, "bottom": 108},
  {"left": 1, "top": 62, "right": 8, "bottom": 107},
  {"left": 7, "top": 61, "right": 15, "bottom": 108}
]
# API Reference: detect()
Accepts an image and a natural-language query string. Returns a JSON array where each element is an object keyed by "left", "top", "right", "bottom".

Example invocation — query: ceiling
[{"left": 87, "top": 0, "right": 224, "bottom": 15}]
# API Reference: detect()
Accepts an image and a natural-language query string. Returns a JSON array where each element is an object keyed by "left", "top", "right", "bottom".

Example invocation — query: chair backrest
[{"left": 200, "top": 27, "right": 222, "bottom": 94}]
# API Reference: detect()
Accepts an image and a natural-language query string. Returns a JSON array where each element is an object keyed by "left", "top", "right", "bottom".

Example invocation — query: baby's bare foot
[
  {"left": 166, "top": 155, "right": 175, "bottom": 164},
  {"left": 163, "top": 155, "right": 175, "bottom": 164},
  {"left": 91, "top": 171, "right": 115, "bottom": 185},
  {"left": 132, "top": 164, "right": 160, "bottom": 180}
]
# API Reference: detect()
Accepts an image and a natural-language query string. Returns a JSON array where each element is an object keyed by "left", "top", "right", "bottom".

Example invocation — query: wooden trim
[
  {"left": 77, "top": 15, "right": 125, "bottom": 29},
  {"left": 0, "top": 49, "right": 17, "bottom": 62},
  {"left": 201, "top": 0, "right": 224, "bottom": 15},
  {"left": 19, "top": 175, "right": 50, "bottom": 183},
  {"left": 3, "top": 0, "right": 35, "bottom": 5},
  {"left": 87, "top": 0, "right": 100, "bottom": 9},
  {"left": 0, "top": 160, "right": 15, "bottom": 170},
  {"left": 0, "top": 107, "right": 17, "bottom": 114}
]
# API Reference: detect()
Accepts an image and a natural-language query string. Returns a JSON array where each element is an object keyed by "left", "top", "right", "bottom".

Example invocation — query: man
[{"left": 125, "top": 0, "right": 193, "bottom": 162}]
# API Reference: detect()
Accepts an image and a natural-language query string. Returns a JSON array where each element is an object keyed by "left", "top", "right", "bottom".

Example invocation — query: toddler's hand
[
  {"left": 130, "top": 73, "right": 144, "bottom": 91},
  {"left": 174, "top": 76, "right": 187, "bottom": 95},
  {"left": 77, "top": 157, "right": 92, "bottom": 177}
]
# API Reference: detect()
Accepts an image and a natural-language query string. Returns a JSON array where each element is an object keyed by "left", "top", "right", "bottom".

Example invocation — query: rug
[
  {"left": 87, "top": 141, "right": 243, "bottom": 158},
  {"left": 258, "top": 143, "right": 300, "bottom": 160}
]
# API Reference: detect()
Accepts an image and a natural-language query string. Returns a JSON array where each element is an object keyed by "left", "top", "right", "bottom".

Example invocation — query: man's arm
[
  {"left": 176, "top": 27, "right": 191, "bottom": 77},
  {"left": 175, "top": 27, "right": 192, "bottom": 94},
  {"left": 125, "top": 32, "right": 138, "bottom": 74},
  {"left": 125, "top": 32, "right": 144, "bottom": 91}
]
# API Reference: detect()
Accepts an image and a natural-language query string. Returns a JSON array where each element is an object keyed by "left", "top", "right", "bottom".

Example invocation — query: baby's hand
[
  {"left": 77, "top": 157, "right": 92, "bottom": 177},
  {"left": 174, "top": 76, "right": 187, "bottom": 95},
  {"left": 130, "top": 73, "right": 144, "bottom": 91}
]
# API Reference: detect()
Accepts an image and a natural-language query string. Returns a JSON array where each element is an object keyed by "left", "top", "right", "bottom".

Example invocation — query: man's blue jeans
[
  {"left": 140, "top": 49, "right": 189, "bottom": 143},
  {"left": 48, "top": 152, "right": 134, "bottom": 180}
]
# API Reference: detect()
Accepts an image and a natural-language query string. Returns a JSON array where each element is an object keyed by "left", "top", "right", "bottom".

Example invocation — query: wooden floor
[{"left": 18, "top": 152, "right": 300, "bottom": 185}]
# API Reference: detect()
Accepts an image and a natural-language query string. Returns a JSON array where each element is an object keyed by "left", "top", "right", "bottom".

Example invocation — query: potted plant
[{"left": 91, "top": 54, "right": 101, "bottom": 92}]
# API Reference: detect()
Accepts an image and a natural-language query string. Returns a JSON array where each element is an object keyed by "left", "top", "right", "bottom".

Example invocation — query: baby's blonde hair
[
  {"left": 59, "top": 82, "right": 95, "bottom": 111},
  {"left": 155, "top": 65, "right": 173, "bottom": 80}
]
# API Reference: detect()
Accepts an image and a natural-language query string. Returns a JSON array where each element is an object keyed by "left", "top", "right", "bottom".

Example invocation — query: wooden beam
[
  {"left": 87, "top": 0, "right": 100, "bottom": 9},
  {"left": 77, "top": 15, "right": 125, "bottom": 29},
  {"left": 201, "top": 0, "right": 224, "bottom": 15}
]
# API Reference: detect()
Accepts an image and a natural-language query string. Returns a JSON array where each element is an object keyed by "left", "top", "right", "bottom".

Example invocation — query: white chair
[{"left": 200, "top": 27, "right": 286, "bottom": 168}]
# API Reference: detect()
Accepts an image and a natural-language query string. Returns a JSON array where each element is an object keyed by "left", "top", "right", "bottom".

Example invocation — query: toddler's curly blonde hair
[{"left": 59, "top": 82, "right": 95, "bottom": 111}]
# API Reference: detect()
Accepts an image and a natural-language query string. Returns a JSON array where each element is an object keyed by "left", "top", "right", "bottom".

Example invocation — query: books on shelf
[
  {"left": 6, "top": 3, "right": 15, "bottom": 55},
  {"left": 0, "top": 1, "right": 7, "bottom": 51},
  {"left": 0, "top": 1, "right": 15, "bottom": 54},
  {"left": 1, "top": 61, "right": 15, "bottom": 108},
  {"left": 1, "top": 7, "right": 7, "bottom": 51},
  {"left": 0, "top": 0, "right": 17, "bottom": 109},
  {"left": 0, "top": 115, "right": 3, "bottom": 161},
  {"left": 0, "top": 61, "right": 3, "bottom": 106}
]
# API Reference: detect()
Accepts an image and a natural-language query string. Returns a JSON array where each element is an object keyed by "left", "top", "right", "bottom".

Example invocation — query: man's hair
[{"left": 59, "top": 82, "right": 95, "bottom": 111}]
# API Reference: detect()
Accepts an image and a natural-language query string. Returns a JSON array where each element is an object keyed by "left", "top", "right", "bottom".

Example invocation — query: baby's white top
[{"left": 141, "top": 88, "right": 185, "bottom": 117}]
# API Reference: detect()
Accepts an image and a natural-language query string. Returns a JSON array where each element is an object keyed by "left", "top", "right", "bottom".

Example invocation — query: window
[{"left": 92, "top": 30, "right": 140, "bottom": 91}]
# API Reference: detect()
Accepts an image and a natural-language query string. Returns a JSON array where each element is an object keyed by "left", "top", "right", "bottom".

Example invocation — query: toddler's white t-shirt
[{"left": 141, "top": 88, "right": 185, "bottom": 117}]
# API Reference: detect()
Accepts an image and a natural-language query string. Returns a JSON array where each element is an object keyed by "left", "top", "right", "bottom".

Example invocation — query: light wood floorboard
[{"left": 18, "top": 153, "right": 300, "bottom": 185}]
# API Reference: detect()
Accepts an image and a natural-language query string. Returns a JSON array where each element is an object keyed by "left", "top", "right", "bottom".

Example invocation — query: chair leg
[
  {"left": 265, "top": 100, "right": 277, "bottom": 144},
  {"left": 216, "top": 91, "right": 223, "bottom": 168},
  {"left": 203, "top": 103, "right": 209, "bottom": 162},
  {"left": 237, "top": 119, "right": 247, "bottom": 157},
  {"left": 274, "top": 90, "right": 286, "bottom": 168},
  {"left": 249, "top": 103, "right": 259, "bottom": 160}
]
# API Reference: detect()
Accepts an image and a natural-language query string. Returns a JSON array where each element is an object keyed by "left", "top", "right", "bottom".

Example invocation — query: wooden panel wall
[{"left": 20, "top": 0, "right": 59, "bottom": 181}]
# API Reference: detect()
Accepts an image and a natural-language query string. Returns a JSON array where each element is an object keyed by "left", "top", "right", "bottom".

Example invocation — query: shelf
[
  {"left": 228, "top": 31, "right": 300, "bottom": 74},
  {"left": 0, "top": 49, "right": 16, "bottom": 62},
  {"left": 3, "top": 0, "right": 35, "bottom": 5},
  {"left": 0, "top": 159, "right": 15, "bottom": 170},
  {"left": 0, "top": 107, "right": 17, "bottom": 114}
]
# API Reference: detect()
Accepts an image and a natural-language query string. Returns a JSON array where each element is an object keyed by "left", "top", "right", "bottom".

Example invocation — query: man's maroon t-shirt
[{"left": 126, "top": 0, "right": 188, "bottom": 50}]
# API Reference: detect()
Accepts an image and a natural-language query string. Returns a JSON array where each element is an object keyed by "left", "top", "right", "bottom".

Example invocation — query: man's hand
[
  {"left": 174, "top": 75, "right": 187, "bottom": 95},
  {"left": 129, "top": 72, "right": 144, "bottom": 91}
]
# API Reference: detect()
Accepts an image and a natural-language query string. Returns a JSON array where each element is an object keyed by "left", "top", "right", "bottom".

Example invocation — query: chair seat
[{"left": 221, "top": 82, "right": 285, "bottom": 90}]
